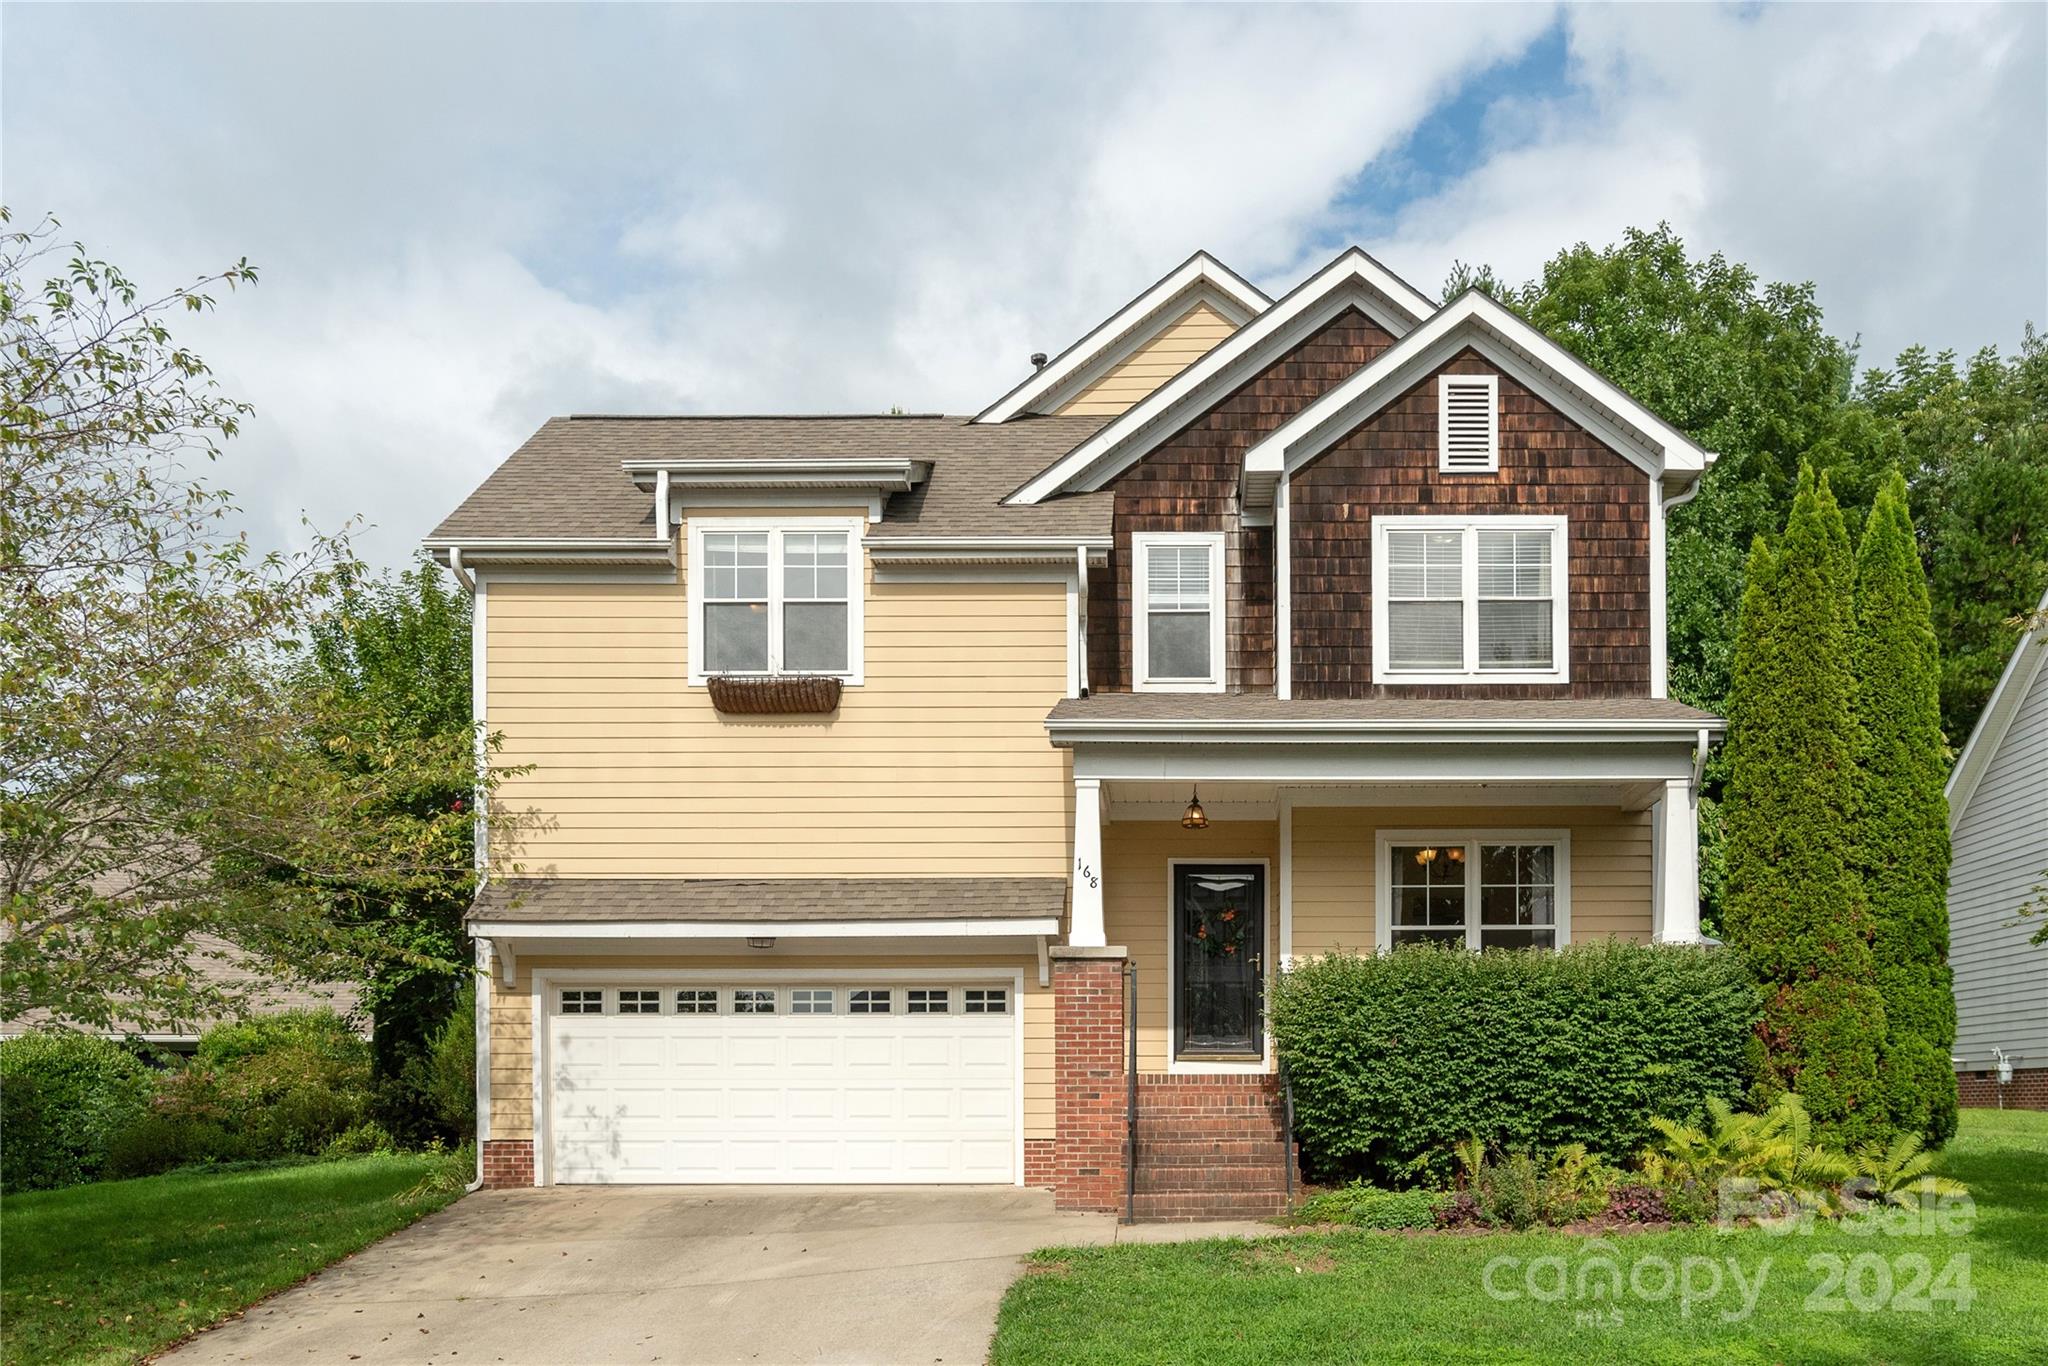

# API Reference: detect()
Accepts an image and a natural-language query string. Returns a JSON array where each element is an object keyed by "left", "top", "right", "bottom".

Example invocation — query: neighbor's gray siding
[{"left": 1949, "top": 650, "right": 2048, "bottom": 1072}]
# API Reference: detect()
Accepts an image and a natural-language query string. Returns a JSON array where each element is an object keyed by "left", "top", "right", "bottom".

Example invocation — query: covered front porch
[{"left": 1048, "top": 695, "right": 1720, "bottom": 1081}]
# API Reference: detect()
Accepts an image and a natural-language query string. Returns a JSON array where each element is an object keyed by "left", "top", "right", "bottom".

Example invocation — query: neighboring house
[
  {"left": 1945, "top": 590, "right": 2048, "bottom": 1111},
  {"left": 430, "top": 249, "right": 1721, "bottom": 1215},
  {"left": 0, "top": 932, "right": 365, "bottom": 1053}
]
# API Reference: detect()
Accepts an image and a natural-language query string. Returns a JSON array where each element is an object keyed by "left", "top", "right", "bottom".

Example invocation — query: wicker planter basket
[{"left": 706, "top": 675, "right": 843, "bottom": 715}]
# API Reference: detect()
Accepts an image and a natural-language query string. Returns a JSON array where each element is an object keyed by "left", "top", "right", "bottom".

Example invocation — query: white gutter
[
  {"left": 864, "top": 537, "right": 1112, "bottom": 552},
  {"left": 1076, "top": 546, "right": 1090, "bottom": 696},
  {"left": 470, "top": 917, "right": 1064, "bottom": 940},
  {"left": 1046, "top": 716, "right": 1725, "bottom": 738},
  {"left": 622, "top": 458, "right": 921, "bottom": 492},
  {"left": 424, "top": 537, "right": 675, "bottom": 567}
]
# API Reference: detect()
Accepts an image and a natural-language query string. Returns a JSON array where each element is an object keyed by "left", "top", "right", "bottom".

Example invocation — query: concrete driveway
[{"left": 162, "top": 1185, "right": 1196, "bottom": 1365}]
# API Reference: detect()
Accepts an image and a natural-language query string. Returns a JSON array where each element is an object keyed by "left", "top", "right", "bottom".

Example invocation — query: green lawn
[
  {"left": 994, "top": 1109, "right": 2048, "bottom": 1365},
  {"left": 0, "top": 1153, "right": 469, "bottom": 1366}
]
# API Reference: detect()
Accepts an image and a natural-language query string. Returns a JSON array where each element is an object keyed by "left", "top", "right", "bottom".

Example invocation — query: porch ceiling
[{"left": 1104, "top": 779, "right": 1670, "bottom": 821}]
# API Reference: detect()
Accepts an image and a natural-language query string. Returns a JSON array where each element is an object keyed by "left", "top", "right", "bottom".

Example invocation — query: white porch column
[
  {"left": 1655, "top": 777, "right": 1702, "bottom": 943},
  {"left": 1070, "top": 777, "right": 1106, "bottom": 947}
]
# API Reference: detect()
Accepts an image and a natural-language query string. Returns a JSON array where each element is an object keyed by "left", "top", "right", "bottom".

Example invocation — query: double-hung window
[
  {"left": 1372, "top": 515, "right": 1567, "bottom": 683},
  {"left": 1376, "top": 831, "right": 1571, "bottom": 951},
  {"left": 689, "top": 519, "right": 862, "bottom": 683},
  {"left": 1132, "top": 532, "right": 1225, "bottom": 691}
]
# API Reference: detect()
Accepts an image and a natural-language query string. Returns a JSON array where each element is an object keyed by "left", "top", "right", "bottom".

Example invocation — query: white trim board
[
  {"left": 975, "top": 251, "right": 1270, "bottom": 424},
  {"left": 473, "top": 918, "right": 1064, "bottom": 941},
  {"left": 1243, "top": 291, "right": 1712, "bottom": 484},
  {"left": 1007, "top": 249, "right": 1435, "bottom": 503}
]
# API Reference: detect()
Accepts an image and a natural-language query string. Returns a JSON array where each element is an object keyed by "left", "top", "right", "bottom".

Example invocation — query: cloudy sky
[{"left": 5, "top": 2, "right": 2043, "bottom": 569}]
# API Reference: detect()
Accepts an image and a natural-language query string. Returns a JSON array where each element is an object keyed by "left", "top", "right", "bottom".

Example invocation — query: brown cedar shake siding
[
  {"left": 1290, "top": 349, "right": 1652, "bottom": 699},
  {"left": 1089, "top": 307, "right": 1397, "bottom": 693}
]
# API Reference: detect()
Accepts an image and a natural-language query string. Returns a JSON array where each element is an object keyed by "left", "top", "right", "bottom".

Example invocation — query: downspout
[
  {"left": 1659, "top": 463, "right": 1710, "bottom": 518},
  {"left": 447, "top": 546, "right": 476, "bottom": 596},
  {"left": 1076, "top": 546, "right": 1090, "bottom": 697},
  {"left": 1692, "top": 726, "right": 1713, "bottom": 793},
  {"left": 466, "top": 935, "right": 491, "bottom": 1193}
]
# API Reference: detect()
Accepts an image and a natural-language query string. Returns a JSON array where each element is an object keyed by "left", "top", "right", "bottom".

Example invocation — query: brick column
[
  {"left": 1049, "top": 946, "right": 1129, "bottom": 1212},
  {"left": 480, "top": 1139, "right": 534, "bottom": 1188}
]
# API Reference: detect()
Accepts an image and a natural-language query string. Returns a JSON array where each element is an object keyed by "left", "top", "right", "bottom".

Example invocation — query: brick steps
[
  {"left": 1136, "top": 1165, "right": 1292, "bottom": 1194},
  {"left": 1133, "top": 1190, "right": 1291, "bottom": 1221}
]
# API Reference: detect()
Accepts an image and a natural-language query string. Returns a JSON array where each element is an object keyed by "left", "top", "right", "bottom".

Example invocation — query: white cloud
[
  {"left": 3, "top": 3, "right": 2039, "bottom": 568},
  {"left": 1373, "top": 4, "right": 2046, "bottom": 367}
]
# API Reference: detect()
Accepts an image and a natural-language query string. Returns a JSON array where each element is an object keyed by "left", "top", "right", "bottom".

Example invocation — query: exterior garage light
[
  {"left": 745, "top": 936, "right": 776, "bottom": 950},
  {"left": 1181, "top": 787, "right": 1208, "bottom": 830}
]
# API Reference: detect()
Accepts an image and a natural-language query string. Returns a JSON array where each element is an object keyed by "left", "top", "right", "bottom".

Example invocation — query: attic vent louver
[{"left": 1438, "top": 374, "right": 1499, "bottom": 473}]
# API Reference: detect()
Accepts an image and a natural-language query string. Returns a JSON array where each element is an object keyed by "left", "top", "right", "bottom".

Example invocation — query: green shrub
[
  {"left": 322, "top": 1120, "right": 397, "bottom": 1159},
  {"left": 104, "top": 1110, "right": 243, "bottom": 1179},
  {"left": 138, "top": 1010, "right": 374, "bottom": 1166},
  {"left": 193, "top": 1008, "right": 367, "bottom": 1071},
  {"left": 0, "top": 1032, "right": 154, "bottom": 1192},
  {"left": 1271, "top": 941, "right": 1760, "bottom": 1185},
  {"left": 414, "top": 983, "right": 475, "bottom": 1137},
  {"left": 1292, "top": 1182, "right": 1446, "bottom": 1229}
]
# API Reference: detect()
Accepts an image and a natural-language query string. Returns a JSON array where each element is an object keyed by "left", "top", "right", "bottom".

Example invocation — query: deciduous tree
[{"left": 1, "top": 211, "right": 504, "bottom": 1032}]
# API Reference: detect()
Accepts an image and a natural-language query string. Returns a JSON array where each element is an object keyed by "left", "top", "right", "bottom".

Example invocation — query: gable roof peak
[
  {"left": 973, "top": 249, "right": 1271, "bottom": 425},
  {"left": 1002, "top": 246, "right": 1439, "bottom": 504}
]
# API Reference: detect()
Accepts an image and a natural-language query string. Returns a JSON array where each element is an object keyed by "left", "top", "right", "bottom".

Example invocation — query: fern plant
[{"left": 1853, "top": 1132, "right": 1969, "bottom": 1206}]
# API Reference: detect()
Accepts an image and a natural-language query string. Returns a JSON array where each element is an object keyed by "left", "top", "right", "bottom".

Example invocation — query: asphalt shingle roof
[
  {"left": 429, "top": 415, "right": 1111, "bottom": 543},
  {"left": 469, "top": 876, "right": 1068, "bottom": 925}
]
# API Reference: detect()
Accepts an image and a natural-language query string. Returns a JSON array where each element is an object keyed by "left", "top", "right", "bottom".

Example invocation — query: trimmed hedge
[
  {"left": 1271, "top": 941, "right": 1761, "bottom": 1185},
  {"left": 0, "top": 1032, "right": 154, "bottom": 1193}
]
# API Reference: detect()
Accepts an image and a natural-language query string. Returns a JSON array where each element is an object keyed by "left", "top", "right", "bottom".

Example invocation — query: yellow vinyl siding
[
  {"left": 1100, "top": 820, "right": 1280, "bottom": 1073},
  {"left": 486, "top": 969, "right": 533, "bottom": 1138},
  {"left": 1054, "top": 301, "right": 1237, "bottom": 417},
  {"left": 484, "top": 953, "right": 1048, "bottom": 1142},
  {"left": 1288, "top": 805, "right": 1655, "bottom": 956},
  {"left": 484, "top": 538, "right": 1072, "bottom": 877}
]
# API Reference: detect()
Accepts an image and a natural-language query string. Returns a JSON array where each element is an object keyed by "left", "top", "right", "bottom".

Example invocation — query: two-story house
[{"left": 430, "top": 248, "right": 1721, "bottom": 1216}]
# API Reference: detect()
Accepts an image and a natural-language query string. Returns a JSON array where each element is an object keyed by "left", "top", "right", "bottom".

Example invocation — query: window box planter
[{"left": 706, "top": 676, "right": 842, "bottom": 715}]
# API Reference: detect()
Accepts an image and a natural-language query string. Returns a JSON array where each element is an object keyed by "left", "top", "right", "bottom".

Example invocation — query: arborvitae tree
[
  {"left": 1852, "top": 470, "right": 1959, "bottom": 1145},
  {"left": 1723, "top": 466, "right": 1888, "bottom": 1147}
]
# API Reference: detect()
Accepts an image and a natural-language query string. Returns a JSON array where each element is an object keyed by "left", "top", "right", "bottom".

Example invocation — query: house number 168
[{"left": 1074, "top": 857, "right": 1099, "bottom": 889}]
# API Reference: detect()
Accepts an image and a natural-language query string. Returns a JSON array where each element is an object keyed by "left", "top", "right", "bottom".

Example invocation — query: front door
[{"left": 1173, "top": 864, "right": 1266, "bottom": 1060}]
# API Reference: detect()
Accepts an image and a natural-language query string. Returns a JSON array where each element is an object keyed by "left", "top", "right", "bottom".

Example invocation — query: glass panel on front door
[{"left": 1174, "top": 864, "right": 1265, "bottom": 1059}]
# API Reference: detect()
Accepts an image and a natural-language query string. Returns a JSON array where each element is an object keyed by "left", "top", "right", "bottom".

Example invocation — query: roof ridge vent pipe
[{"left": 1030, "top": 352, "right": 1048, "bottom": 370}]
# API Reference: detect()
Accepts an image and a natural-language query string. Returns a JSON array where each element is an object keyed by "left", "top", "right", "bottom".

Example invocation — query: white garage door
[{"left": 545, "top": 980, "right": 1017, "bottom": 1184}]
